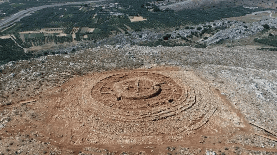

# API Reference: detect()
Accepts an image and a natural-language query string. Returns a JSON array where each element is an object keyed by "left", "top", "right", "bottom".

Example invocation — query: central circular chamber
[{"left": 113, "top": 77, "right": 161, "bottom": 100}]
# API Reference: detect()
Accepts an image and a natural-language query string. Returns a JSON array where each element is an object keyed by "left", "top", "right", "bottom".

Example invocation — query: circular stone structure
[
  {"left": 27, "top": 68, "right": 219, "bottom": 146},
  {"left": 112, "top": 77, "right": 161, "bottom": 100},
  {"left": 90, "top": 72, "right": 195, "bottom": 122}
]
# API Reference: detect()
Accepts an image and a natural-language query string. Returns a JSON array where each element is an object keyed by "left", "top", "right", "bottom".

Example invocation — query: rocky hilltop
[
  {"left": 0, "top": 45, "right": 276, "bottom": 154},
  {"left": 0, "top": 0, "right": 277, "bottom": 154}
]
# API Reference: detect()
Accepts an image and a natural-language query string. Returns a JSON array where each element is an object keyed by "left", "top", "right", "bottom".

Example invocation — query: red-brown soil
[{"left": 1, "top": 67, "right": 277, "bottom": 154}]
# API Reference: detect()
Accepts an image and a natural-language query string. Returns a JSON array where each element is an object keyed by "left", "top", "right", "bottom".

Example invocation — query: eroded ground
[{"left": 0, "top": 46, "right": 277, "bottom": 154}]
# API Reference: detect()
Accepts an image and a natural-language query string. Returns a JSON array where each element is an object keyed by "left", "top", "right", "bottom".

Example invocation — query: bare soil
[
  {"left": 0, "top": 45, "right": 276, "bottom": 154},
  {"left": 1, "top": 66, "right": 277, "bottom": 154},
  {"left": 129, "top": 16, "right": 147, "bottom": 22}
]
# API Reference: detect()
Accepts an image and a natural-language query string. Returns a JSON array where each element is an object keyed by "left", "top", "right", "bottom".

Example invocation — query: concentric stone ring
[
  {"left": 89, "top": 71, "right": 197, "bottom": 122},
  {"left": 31, "top": 69, "right": 218, "bottom": 146}
]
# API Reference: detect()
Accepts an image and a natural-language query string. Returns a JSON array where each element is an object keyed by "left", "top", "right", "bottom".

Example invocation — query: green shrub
[
  {"left": 262, "top": 24, "right": 270, "bottom": 29},
  {"left": 195, "top": 43, "right": 207, "bottom": 48},
  {"left": 258, "top": 47, "right": 277, "bottom": 51},
  {"left": 163, "top": 34, "right": 171, "bottom": 40}
]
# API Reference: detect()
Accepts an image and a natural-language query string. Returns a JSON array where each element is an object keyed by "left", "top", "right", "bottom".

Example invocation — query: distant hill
[{"left": 160, "top": 0, "right": 277, "bottom": 11}]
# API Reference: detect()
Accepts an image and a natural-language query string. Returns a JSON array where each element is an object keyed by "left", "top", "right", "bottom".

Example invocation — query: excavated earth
[{"left": 0, "top": 45, "right": 277, "bottom": 155}]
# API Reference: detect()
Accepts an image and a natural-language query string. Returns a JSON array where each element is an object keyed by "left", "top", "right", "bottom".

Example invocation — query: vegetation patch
[
  {"left": 0, "top": 39, "right": 33, "bottom": 65},
  {"left": 136, "top": 39, "right": 188, "bottom": 47},
  {"left": 254, "top": 36, "right": 277, "bottom": 47},
  {"left": 257, "top": 47, "right": 277, "bottom": 51},
  {"left": 194, "top": 43, "right": 207, "bottom": 48}
]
